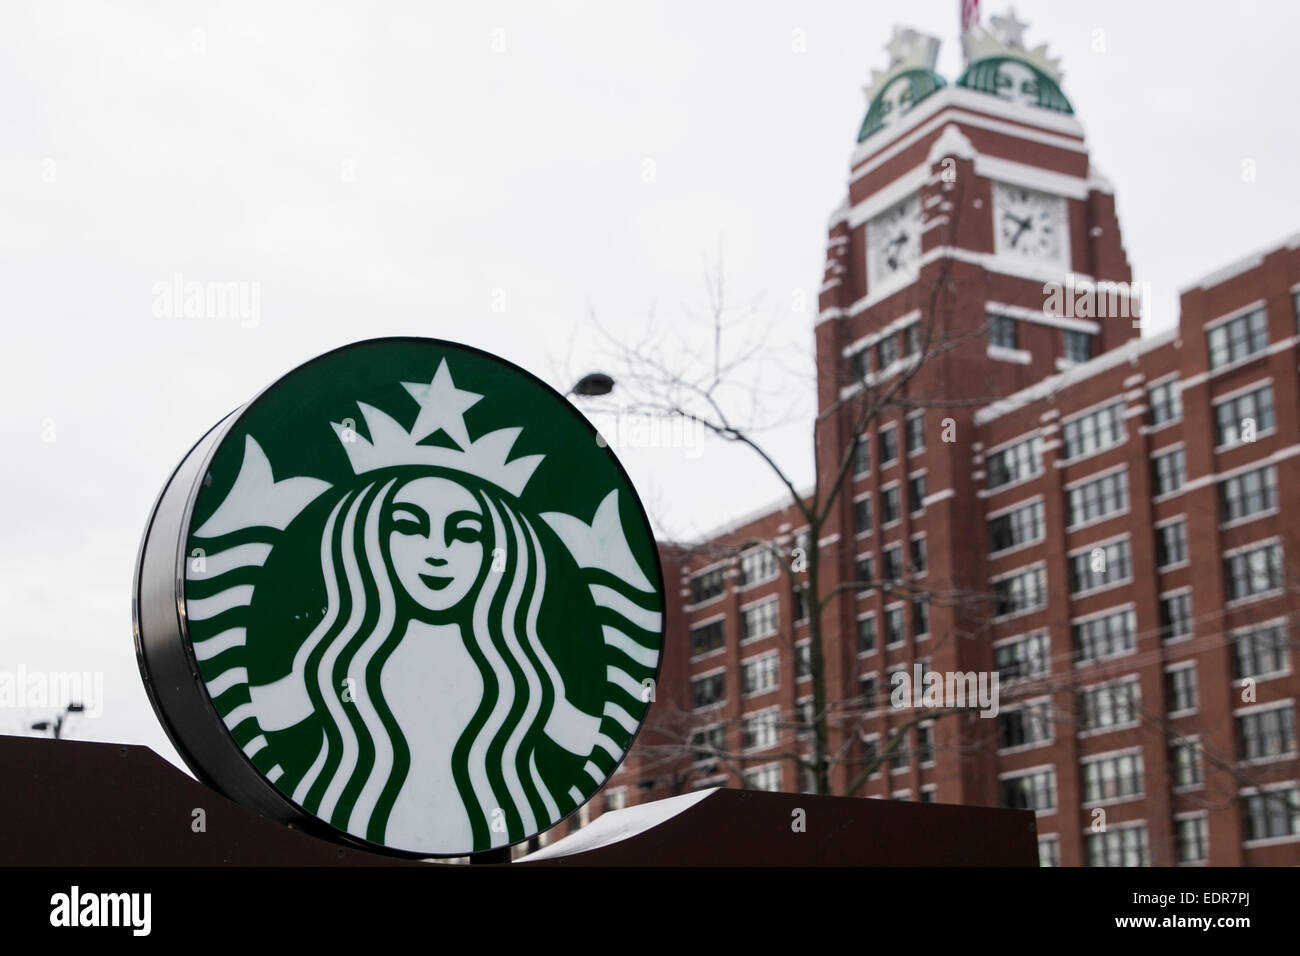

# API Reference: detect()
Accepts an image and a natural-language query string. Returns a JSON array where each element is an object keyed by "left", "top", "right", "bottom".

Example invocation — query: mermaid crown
[{"left": 331, "top": 358, "right": 544, "bottom": 496}]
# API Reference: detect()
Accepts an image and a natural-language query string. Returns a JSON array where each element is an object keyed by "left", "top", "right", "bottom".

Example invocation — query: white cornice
[
  {"left": 974, "top": 329, "right": 1178, "bottom": 425},
  {"left": 842, "top": 152, "right": 1096, "bottom": 242},
  {"left": 927, "top": 123, "right": 975, "bottom": 163},
  {"left": 850, "top": 87, "right": 1086, "bottom": 175},
  {"left": 1177, "top": 230, "right": 1300, "bottom": 294},
  {"left": 846, "top": 164, "right": 931, "bottom": 229},
  {"left": 977, "top": 154, "right": 1090, "bottom": 200}
]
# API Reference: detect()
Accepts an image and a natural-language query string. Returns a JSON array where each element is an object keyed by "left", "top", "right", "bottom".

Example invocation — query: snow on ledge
[
  {"left": 517, "top": 788, "right": 719, "bottom": 862},
  {"left": 927, "top": 123, "right": 975, "bottom": 163}
]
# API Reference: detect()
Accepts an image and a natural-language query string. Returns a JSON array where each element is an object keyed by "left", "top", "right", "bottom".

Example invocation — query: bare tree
[
  {"left": 581, "top": 170, "right": 1003, "bottom": 797},
  {"left": 579, "top": 175, "right": 1300, "bottom": 858}
]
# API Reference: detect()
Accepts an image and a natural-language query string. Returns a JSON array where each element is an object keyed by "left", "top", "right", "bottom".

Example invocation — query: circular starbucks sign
[{"left": 134, "top": 338, "right": 664, "bottom": 857}]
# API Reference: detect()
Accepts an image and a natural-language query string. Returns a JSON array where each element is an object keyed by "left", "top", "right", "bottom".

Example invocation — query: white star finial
[
  {"left": 989, "top": 7, "right": 1029, "bottom": 49},
  {"left": 402, "top": 359, "right": 482, "bottom": 450},
  {"left": 885, "top": 26, "right": 920, "bottom": 69}
]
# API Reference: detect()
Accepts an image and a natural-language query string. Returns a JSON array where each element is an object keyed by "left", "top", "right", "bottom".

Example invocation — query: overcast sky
[{"left": 3, "top": 0, "right": 1298, "bottom": 764}]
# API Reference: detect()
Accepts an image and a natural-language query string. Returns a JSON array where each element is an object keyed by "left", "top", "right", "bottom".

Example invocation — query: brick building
[{"left": 553, "top": 17, "right": 1300, "bottom": 866}]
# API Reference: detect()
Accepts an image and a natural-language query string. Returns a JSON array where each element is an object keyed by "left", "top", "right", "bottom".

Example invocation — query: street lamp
[
  {"left": 30, "top": 701, "right": 85, "bottom": 740},
  {"left": 566, "top": 372, "right": 615, "bottom": 398}
]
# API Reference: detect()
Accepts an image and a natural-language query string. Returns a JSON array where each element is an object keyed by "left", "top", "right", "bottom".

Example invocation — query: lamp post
[{"left": 30, "top": 701, "right": 85, "bottom": 740}]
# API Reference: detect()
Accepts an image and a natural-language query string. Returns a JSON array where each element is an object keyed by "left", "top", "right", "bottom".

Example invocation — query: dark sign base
[{"left": 1, "top": 735, "right": 1036, "bottom": 866}]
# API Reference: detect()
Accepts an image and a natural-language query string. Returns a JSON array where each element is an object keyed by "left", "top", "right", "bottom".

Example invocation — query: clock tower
[{"left": 811, "top": 12, "right": 1138, "bottom": 802}]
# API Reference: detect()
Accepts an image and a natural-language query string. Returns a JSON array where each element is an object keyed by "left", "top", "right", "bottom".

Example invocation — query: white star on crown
[
  {"left": 331, "top": 358, "right": 545, "bottom": 496},
  {"left": 862, "top": 25, "right": 941, "bottom": 105},
  {"left": 963, "top": 7, "right": 1063, "bottom": 81}
]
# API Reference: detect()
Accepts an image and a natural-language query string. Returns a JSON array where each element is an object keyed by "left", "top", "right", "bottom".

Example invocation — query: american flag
[{"left": 961, "top": 0, "right": 980, "bottom": 34}]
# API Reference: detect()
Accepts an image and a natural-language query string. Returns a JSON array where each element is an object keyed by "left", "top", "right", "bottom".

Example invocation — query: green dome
[
  {"left": 857, "top": 68, "right": 947, "bottom": 142},
  {"left": 956, "top": 56, "right": 1073, "bottom": 114}
]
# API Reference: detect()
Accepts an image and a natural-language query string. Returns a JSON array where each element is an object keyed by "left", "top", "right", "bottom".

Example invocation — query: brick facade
[{"left": 543, "top": 66, "right": 1300, "bottom": 868}]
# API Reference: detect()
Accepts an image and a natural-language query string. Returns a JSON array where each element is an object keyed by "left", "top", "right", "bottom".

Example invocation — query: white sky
[{"left": 2, "top": 0, "right": 1298, "bottom": 762}]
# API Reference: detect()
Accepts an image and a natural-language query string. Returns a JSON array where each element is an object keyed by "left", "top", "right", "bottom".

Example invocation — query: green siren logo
[{"left": 134, "top": 339, "right": 664, "bottom": 857}]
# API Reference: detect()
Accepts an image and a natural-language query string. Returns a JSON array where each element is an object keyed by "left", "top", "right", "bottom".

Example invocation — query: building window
[
  {"left": 741, "top": 598, "right": 779, "bottom": 642},
  {"left": 907, "top": 472, "right": 927, "bottom": 514},
  {"left": 792, "top": 586, "right": 808, "bottom": 623},
  {"left": 744, "top": 763, "right": 782, "bottom": 792},
  {"left": 742, "top": 652, "right": 780, "bottom": 697},
  {"left": 690, "top": 566, "right": 725, "bottom": 603},
  {"left": 986, "top": 435, "right": 1043, "bottom": 490},
  {"left": 795, "top": 698, "right": 814, "bottom": 736},
  {"left": 885, "top": 606, "right": 905, "bottom": 647},
  {"left": 691, "top": 672, "right": 725, "bottom": 710},
  {"left": 916, "top": 723, "right": 935, "bottom": 765},
  {"left": 690, "top": 723, "right": 726, "bottom": 764},
  {"left": 919, "top": 785, "right": 937, "bottom": 804},
  {"left": 1063, "top": 329, "right": 1093, "bottom": 363},
  {"left": 1224, "top": 541, "right": 1283, "bottom": 602},
  {"left": 882, "top": 544, "right": 902, "bottom": 582},
  {"left": 602, "top": 786, "right": 628, "bottom": 813},
  {"left": 1170, "top": 738, "right": 1203, "bottom": 789},
  {"left": 909, "top": 535, "right": 927, "bottom": 575},
  {"left": 739, "top": 547, "right": 778, "bottom": 587},
  {"left": 1066, "top": 470, "right": 1128, "bottom": 527},
  {"left": 795, "top": 640, "right": 810, "bottom": 680},
  {"left": 879, "top": 425, "right": 899, "bottom": 465},
  {"left": 1147, "top": 379, "right": 1182, "bottom": 427},
  {"left": 905, "top": 414, "right": 925, "bottom": 454},
  {"left": 1241, "top": 785, "right": 1300, "bottom": 842},
  {"left": 861, "top": 733, "right": 880, "bottom": 772},
  {"left": 857, "top": 614, "right": 877, "bottom": 654},
  {"left": 690, "top": 619, "right": 725, "bottom": 658},
  {"left": 1061, "top": 402, "right": 1125, "bottom": 461},
  {"left": 995, "top": 631, "right": 1050, "bottom": 681},
  {"left": 1214, "top": 383, "right": 1275, "bottom": 448},
  {"left": 1068, "top": 538, "right": 1132, "bottom": 595},
  {"left": 1160, "top": 591, "right": 1192, "bottom": 641},
  {"left": 1220, "top": 465, "right": 1278, "bottom": 524},
  {"left": 849, "top": 348, "right": 870, "bottom": 383},
  {"left": 1236, "top": 703, "right": 1296, "bottom": 761},
  {"left": 888, "top": 725, "right": 909, "bottom": 772},
  {"left": 741, "top": 708, "right": 780, "bottom": 751},
  {"left": 988, "top": 499, "right": 1045, "bottom": 553},
  {"left": 1151, "top": 446, "right": 1186, "bottom": 497},
  {"left": 992, "top": 565, "right": 1046, "bottom": 618},
  {"left": 1077, "top": 677, "right": 1141, "bottom": 733},
  {"left": 876, "top": 333, "right": 899, "bottom": 370},
  {"left": 853, "top": 496, "right": 873, "bottom": 536},
  {"left": 988, "top": 313, "right": 1018, "bottom": 350},
  {"left": 881, "top": 486, "right": 901, "bottom": 525},
  {"left": 859, "top": 673, "right": 879, "bottom": 710},
  {"left": 998, "top": 700, "right": 1053, "bottom": 750},
  {"left": 1038, "top": 835, "right": 1061, "bottom": 867},
  {"left": 1087, "top": 823, "right": 1149, "bottom": 867},
  {"left": 1000, "top": 768, "right": 1056, "bottom": 812},
  {"left": 1233, "top": 621, "right": 1291, "bottom": 681},
  {"left": 1072, "top": 607, "right": 1136, "bottom": 663},
  {"left": 1207, "top": 307, "right": 1268, "bottom": 369},
  {"left": 852, "top": 437, "right": 870, "bottom": 476},
  {"left": 1175, "top": 815, "right": 1208, "bottom": 864},
  {"left": 1155, "top": 518, "right": 1188, "bottom": 569},
  {"left": 903, "top": 322, "right": 921, "bottom": 358},
  {"left": 1165, "top": 664, "right": 1198, "bottom": 715},
  {"left": 1081, "top": 750, "right": 1144, "bottom": 804},
  {"left": 855, "top": 553, "right": 875, "bottom": 589},
  {"left": 911, "top": 599, "right": 929, "bottom": 637}
]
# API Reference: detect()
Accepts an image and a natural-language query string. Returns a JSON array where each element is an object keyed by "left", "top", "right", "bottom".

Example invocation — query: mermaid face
[{"left": 387, "top": 477, "right": 486, "bottom": 613}]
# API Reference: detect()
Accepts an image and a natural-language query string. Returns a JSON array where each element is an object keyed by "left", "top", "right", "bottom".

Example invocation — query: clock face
[
  {"left": 867, "top": 193, "right": 922, "bottom": 287},
  {"left": 993, "top": 182, "right": 1068, "bottom": 267}
]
